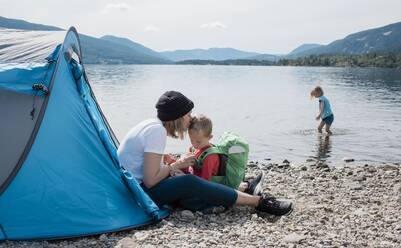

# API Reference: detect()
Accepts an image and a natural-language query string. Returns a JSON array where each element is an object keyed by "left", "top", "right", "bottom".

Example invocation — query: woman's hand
[
  {"left": 173, "top": 154, "right": 196, "bottom": 169},
  {"left": 169, "top": 166, "right": 185, "bottom": 177},
  {"left": 163, "top": 153, "right": 176, "bottom": 165}
]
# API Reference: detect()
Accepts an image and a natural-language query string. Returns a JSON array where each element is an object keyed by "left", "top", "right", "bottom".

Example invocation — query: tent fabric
[
  {"left": 0, "top": 89, "right": 44, "bottom": 189},
  {"left": 0, "top": 52, "right": 57, "bottom": 194},
  {"left": 0, "top": 63, "right": 51, "bottom": 95},
  {"left": 0, "top": 28, "right": 65, "bottom": 63},
  {"left": 0, "top": 27, "right": 167, "bottom": 240},
  {"left": 70, "top": 52, "right": 160, "bottom": 219}
]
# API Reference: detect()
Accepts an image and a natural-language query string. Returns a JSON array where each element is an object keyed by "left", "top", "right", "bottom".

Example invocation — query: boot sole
[
  {"left": 255, "top": 201, "right": 294, "bottom": 217},
  {"left": 252, "top": 172, "right": 266, "bottom": 196}
]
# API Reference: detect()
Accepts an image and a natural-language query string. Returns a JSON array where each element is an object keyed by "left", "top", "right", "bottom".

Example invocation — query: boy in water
[{"left": 311, "top": 86, "right": 334, "bottom": 135}]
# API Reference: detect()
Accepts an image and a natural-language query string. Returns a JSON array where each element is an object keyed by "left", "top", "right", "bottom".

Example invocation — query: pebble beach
[{"left": 2, "top": 160, "right": 401, "bottom": 248}]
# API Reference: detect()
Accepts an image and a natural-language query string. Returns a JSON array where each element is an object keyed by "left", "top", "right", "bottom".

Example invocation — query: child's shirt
[
  {"left": 318, "top": 95, "right": 333, "bottom": 119},
  {"left": 191, "top": 145, "right": 220, "bottom": 181}
]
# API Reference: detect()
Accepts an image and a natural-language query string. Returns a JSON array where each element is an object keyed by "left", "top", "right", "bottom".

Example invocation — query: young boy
[
  {"left": 310, "top": 86, "right": 334, "bottom": 135},
  {"left": 187, "top": 114, "right": 264, "bottom": 195}
]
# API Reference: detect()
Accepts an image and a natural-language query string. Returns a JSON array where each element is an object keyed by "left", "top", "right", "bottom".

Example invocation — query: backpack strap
[{"left": 194, "top": 146, "right": 223, "bottom": 169}]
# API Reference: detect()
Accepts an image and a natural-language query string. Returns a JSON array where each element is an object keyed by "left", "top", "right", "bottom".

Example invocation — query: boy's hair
[
  {"left": 311, "top": 86, "right": 324, "bottom": 98},
  {"left": 189, "top": 115, "right": 213, "bottom": 137},
  {"left": 163, "top": 116, "right": 187, "bottom": 139}
]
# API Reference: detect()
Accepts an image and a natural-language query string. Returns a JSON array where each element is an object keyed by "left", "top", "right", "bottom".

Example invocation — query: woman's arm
[
  {"left": 143, "top": 152, "right": 171, "bottom": 188},
  {"left": 143, "top": 152, "right": 196, "bottom": 188}
]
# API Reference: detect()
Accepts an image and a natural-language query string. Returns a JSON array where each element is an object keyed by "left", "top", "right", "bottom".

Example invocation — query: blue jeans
[{"left": 141, "top": 175, "right": 237, "bottom": 211}]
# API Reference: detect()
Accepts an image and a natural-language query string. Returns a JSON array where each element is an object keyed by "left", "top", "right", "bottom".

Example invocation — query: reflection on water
[
  {"left": 86, "top": 65, "right": 401, "bottom": 165},
  {"left": 315, "top": 135, "right": 332, "bottom": 162},
  {"left": 298, "top": 128, "right": 350, "bottom": 136}
]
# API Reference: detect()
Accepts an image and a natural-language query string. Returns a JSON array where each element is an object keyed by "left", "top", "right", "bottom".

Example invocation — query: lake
[{"left": 85, "top": 65, "right": 401, "bottom": 165}]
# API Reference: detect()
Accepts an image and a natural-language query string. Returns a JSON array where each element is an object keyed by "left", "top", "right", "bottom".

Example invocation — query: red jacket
[{"left": 191, "top": 145, "right": 220, "bottom": 181}]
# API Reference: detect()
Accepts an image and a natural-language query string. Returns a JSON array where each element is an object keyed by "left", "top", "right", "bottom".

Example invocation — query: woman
[{"left": 117, "top": 91, "right": 292, "bottom": 216}]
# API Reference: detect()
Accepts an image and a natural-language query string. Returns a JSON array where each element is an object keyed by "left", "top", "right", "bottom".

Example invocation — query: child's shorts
[{"left": 322, "top": 114, "right": 334, "bottom": 125}]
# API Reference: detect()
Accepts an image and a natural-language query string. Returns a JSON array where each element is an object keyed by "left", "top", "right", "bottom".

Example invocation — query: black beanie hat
[{"left": 156, "top": 91, "right": 194, "bottom": 121}]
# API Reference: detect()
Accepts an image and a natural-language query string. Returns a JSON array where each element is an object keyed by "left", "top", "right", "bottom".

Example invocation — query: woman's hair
[
  {"left": 162, "top": 116, "right": 187, "bottom": 139},
  {"left": 311, "top": 86, "right": 324, "bottom": 98},
  {"left": 189, "top": 115, "right": 213, "bottom": 137}
]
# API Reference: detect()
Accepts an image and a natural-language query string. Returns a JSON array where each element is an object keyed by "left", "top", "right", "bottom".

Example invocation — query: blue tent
[{"left": 0, "top": 27, "right": 167, "bottom": 240}]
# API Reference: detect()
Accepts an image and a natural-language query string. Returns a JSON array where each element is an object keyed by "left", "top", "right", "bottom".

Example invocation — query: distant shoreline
[
  {"left": 174, "top": 53, "right": 401, "bottom": 69},
  {"left": 82, "top": 53, "right": 401, "bottom": 69}
]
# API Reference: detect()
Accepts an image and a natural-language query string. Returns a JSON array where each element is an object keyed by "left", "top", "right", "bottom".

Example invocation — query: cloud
[
  {"left": 200, "top": 21, "right": 227, "bottom": 29},
  {"left": 145, "top": 25, "right": 160, "bottom": 32},
  {"left": 101, "top": 3, "right": 131, "bottom": 14}
]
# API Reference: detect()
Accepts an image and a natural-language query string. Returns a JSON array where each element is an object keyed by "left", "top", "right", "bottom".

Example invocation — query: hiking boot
[
  {"left": 255, "top": 193, "right": 293, "bottom": 216},
  {"left": 244, "top": 172, "right": 265, "bottom": 195}
]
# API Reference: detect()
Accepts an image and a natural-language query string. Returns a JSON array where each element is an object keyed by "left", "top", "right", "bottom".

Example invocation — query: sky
[{"left": 1, "top": 0, "right": 401, "bottom": 54}]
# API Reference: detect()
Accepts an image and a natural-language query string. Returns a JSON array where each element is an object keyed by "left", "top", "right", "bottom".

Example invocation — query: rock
[
  {"left": 322, "top": 167, "right": 331, "bottom": 172},
  {"left": 355, "top": 175, "right": 367, "bottom": 181},
  {"left": 343, "top": 157, "right": 355, "bottom": 162},
  {"left": 367, "top": 167, "right": 377, "bottom": 173},
  {"left": 248, "top": 163, "right": 258, "bottom": 168},
  {"left": 349, "top": 182, "right": 363, "bottom": 190},
  {"left": 283, "top": 159, "right": 290, "bottom": 164},
  {"left": 88, "top": 241, "right": 98, "bottom": 246},
  {"left": 251, "top": 214, "right": 258, "bottom": 221},
  {"left": 201, "top": 206, "right": 226, "bottom": 214},
  {"left": 352, "top": 208, "right": 368, "bottom": 216},
  {"left": 278, "top": 163, "right": 290, "bottom": 168},
  {"left": 283, "top": 233, "right": 306, "bottom": 243},
  {"left": 181, "top": 210, "right": 195, "bottom": 220},
  {"left": 133, "top": 231, "right": 149, "bottom": 241},
  {"left": 306, "top": 158, "right": 315, "bottom": 162},
  {"left": 302, "top": 175, "right": 315, "bottom": 180},
  {"left": 99, "top": 234, "right": 107, "bottom": 241},
  {"left": 382, "top": 164, "right": 398, "bottom": 171},
  {"left": 394, "top": 184, "right": 401, "bottom": 193},
  {"left": 116, "top": 237, "right": 137, "bottom": 248},
  {"left": 301, "top": 166, "right": 308, "bottom": 171}
]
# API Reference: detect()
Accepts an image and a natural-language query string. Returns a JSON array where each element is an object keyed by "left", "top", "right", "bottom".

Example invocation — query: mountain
[
  {"left": 0, "top": 16, "right": 169, "bottom": 64},
  {"left": 79, "top": 35, "right": 170, "bottom": 64},
  {"left": 100, "top": 35, "right": 165, "bottom": 59},
  {"left": 246, "top": 53, "right": 280, "bottom": 62},
  {"left": 160, "top": 48, "right": 261, "bottom": 62},
  {"left": 293, "top": 21, "right": 401, "bottom": 57},
  {"left": 0, "top": 16, "right": 63, "bottom": 31},
  {"left": 288, "top": 43, "right": 322, "bottom": 55}
]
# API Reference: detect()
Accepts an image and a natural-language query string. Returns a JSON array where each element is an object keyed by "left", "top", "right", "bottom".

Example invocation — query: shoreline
[{"left": 2, "top": 161, "right": 401, "bottom": 247}]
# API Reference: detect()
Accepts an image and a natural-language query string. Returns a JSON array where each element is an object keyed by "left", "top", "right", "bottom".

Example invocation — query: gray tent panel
[{"left": 0, "top": 89, "right": 44, "bottom": 188}]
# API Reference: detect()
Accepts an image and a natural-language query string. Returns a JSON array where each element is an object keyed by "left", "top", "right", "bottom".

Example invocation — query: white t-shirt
[{"left": 117, "top": 119, "right": 166, "bottom": 183}]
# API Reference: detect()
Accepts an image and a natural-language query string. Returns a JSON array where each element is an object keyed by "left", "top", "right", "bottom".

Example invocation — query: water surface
[{"left": 86, "top": 65, "right": 401, "bottom": 165}]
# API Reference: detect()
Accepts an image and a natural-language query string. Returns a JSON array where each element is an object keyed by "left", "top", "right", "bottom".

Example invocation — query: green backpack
[{"left": 193, "top": 132, "right": 249, "bottom": 189}]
